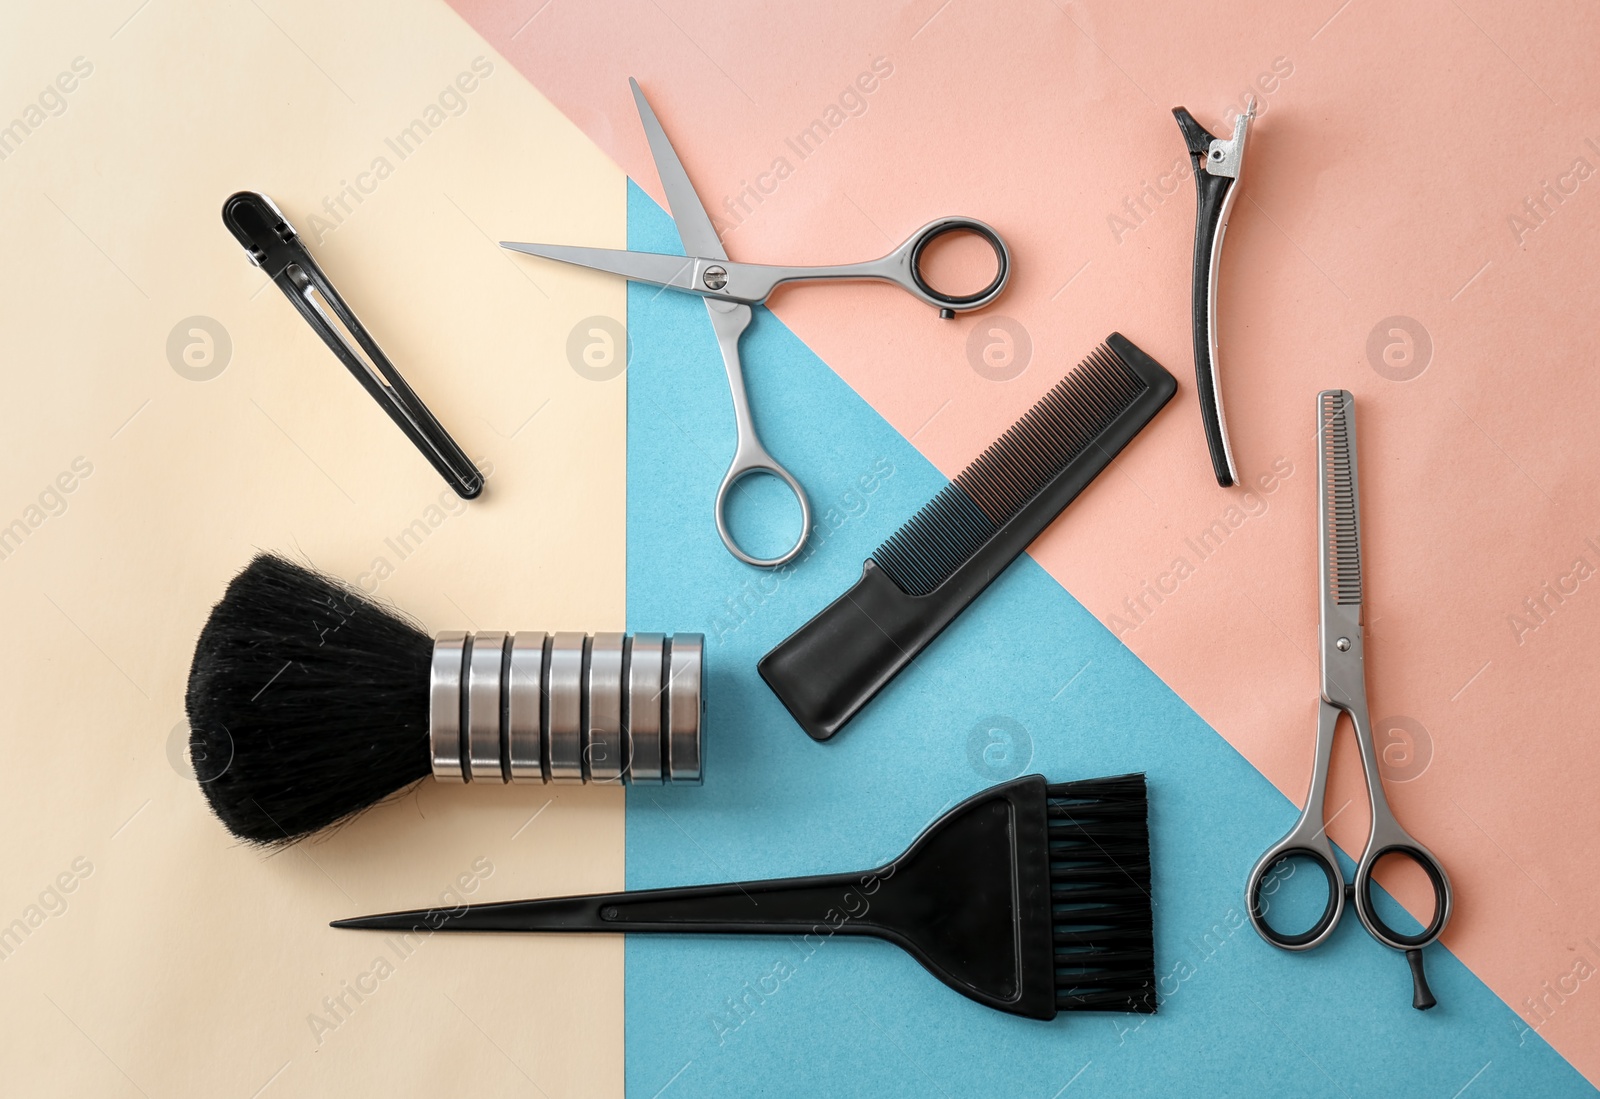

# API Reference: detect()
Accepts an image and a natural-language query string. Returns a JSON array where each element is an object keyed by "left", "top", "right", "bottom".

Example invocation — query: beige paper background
[{"left": 0, "top": 1, "right": 629, "bottom": 1095}]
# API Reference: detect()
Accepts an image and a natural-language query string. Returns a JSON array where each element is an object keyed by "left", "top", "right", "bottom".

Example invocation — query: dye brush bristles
[
  {"left": 185, "top": 554, "right": 703, "bottom": 845},
  {"left": 760, "top": 333, "right": 1177, "bottom": 741},
  {"left": 335, "top": 773, "right": 1156, "bottom": 1020}
]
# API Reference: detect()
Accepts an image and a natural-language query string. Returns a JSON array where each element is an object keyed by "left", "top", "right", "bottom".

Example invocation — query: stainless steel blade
[
  {"left": 1318, "top": 389, "right": 1363, "bottom": 611},
  {"left": 499, "top": 241, "right": 699, "bottom": 292},
  {"left": 1317, "top": 389, "right": 1367, "bottom": 710},
  {"left": 630, "top": 77, "right": 726, "bottom": 262}
]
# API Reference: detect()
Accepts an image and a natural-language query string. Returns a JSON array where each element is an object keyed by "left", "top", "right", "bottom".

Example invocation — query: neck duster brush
[
  {"left": 185, "top": 554, "right": 703, "bottom": 845},
  {"left": 336, "top": 773, "right": 1155, "bottom": 1019}
]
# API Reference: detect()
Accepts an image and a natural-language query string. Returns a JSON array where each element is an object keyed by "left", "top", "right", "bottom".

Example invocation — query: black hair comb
[
  {"left": 759, "top": 333, "right": 1176, "bottom": 741},
  {"left": 335, "top": 773, "right": 1155, "bottom": 1020}
]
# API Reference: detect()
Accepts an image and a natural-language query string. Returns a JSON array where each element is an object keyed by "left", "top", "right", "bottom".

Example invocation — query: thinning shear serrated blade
[
  {"left": 630, "top": 77, "right": 727, "bottom": 262},
  {"left": 1317, "top": 389, "right": 1363, "bottom": 612},
  {"left": 498, "top": 241, "right": 701, "bottom": 292}
]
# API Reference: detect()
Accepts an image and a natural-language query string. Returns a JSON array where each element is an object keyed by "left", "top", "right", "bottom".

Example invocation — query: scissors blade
[
  {"left": 630, "top": 77, "right": 728, "bottom": 263},
  {"left": 1317, "top": 389, "right": 1367, "bottom": 709},
  {"left": 1318, "top": 390, "right": 1363, "bottom": 615},
  {"left": 498, "top": 241, "right": 700, "bottom": 292}
]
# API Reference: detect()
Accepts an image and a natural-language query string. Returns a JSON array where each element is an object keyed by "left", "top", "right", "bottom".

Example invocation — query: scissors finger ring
[
  {"left": 896, "top": 217, "right": 1011, "bottom": 316},
  {"left": 714, "top": 441, "right": 812, "bottom": 569}
]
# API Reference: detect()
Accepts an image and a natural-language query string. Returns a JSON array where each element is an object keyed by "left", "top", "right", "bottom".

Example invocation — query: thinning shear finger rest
[{"left": 1172, "top": 98, "right": 1255, "bottom": 488}]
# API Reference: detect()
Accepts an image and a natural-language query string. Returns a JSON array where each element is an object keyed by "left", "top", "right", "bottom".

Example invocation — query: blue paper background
[{"left": 623, "top": 181, "right": 1591, "bottom": 1099}]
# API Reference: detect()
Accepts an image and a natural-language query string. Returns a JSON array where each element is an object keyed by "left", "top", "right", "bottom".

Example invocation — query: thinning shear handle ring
[
  {"left": 1357, "top": 843, "right": 1451, "bottom": 1011},
  {"left": 714, "top": 449, "right": 812, "bottom": 569},
  {"left": 900, "top": 218, "right": 1011, "bottom": 315},
  {"left": 1355, "top": 842, "right": 1452, "bottom": 945},
  {"left": 1248, "top": 818, "right": 1452, "bottom": 1010},
  {"left": 1247, "top": 841, "right": 1344, "bottom": 952}
]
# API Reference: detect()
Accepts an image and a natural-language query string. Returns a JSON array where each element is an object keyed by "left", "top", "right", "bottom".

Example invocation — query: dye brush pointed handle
[{"left": 333, "top": 870, "right": 887, "bottom": 938}]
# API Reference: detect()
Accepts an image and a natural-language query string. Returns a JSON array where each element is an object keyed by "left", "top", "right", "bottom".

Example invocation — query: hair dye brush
[
  {"left": 761, "top": 333, "right": 1176, "bottom": 741},
  {"left": 185, "top": 554, "right": 703, "bottom": 845},
  {"left": 335, "top": 773, "right": 1155, "bottom": 1019}
]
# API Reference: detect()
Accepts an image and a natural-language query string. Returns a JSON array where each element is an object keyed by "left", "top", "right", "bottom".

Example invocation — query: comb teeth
[
  {"left": 870, "top": 485, "right": 995, "bottom": 599},
  {"left": 1045, "top": 774, "right": 1155, "bottom": 1014},
  {"left": 957, "top": 345, "right": 1144, "bottom": 522},
  {"left": 1320, "top": 391, "right": 1362, "bottom": 606},
  {"left": 871, "top": 344, "right": 1146, "bottom": 597}
]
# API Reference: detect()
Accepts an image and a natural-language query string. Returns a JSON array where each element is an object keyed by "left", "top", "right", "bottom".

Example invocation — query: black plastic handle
[
  {"left": 338, "top": 870, "right": 881, "bottom": 937},
  {"left": 759, "top": 560, "right": 946, "bottom": 741},
  {"left": 334, "top": 775, "right": 1059, "bottom": 1020}
]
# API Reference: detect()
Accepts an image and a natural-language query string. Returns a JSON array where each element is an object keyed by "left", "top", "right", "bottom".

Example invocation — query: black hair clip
[
  {"left": 222, "top": 190, "right": 483, "bottom": 499},
  {"left": 1172, "top": 97, "right": 1255, "bottom": 488}
]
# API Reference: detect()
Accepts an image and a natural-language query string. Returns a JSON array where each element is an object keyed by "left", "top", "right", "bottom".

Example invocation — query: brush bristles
[
  {"left": 871, "top": 343, "right": 1145, "bottom": 596},
  {"left": 185, "top": 554, "right": 434, "bottom": 845},
  {"left": 1045, "top": 774, "right": 1155, "bottom": 1014}
]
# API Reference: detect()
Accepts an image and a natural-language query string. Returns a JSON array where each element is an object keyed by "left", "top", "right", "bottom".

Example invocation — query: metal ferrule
[{"left": 428, "top": 631, "right": 704, "bottom": 786}]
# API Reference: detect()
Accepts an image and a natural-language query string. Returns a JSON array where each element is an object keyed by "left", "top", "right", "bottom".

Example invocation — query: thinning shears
[
  {"left": 502, "top": 79, "right": 1011, "bottom": 567},
  {"left": 1246, "top": 391, "right": 1452, "bottom": 1010}
]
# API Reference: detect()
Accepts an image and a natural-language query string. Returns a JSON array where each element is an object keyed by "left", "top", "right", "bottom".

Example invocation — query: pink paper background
[{"left": 451, "top": 0, "right": 1600, "bottom": 1080}]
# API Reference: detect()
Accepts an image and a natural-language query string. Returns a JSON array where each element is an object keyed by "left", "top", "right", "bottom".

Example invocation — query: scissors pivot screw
[
  {"left": 702, "top": 265, "right": 728, "bottom": 290},
  {"left": 1336, "top": 637, "right": 1351, "bottom": 651}
]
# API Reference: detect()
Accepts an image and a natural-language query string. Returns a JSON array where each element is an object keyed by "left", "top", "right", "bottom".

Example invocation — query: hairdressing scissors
[
  {"left": 1246, "top": 391, "right": 1452, "bottom": 1010},
  {"left": 502, "top": 79, "right": 1011, "bottom": 568}
]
